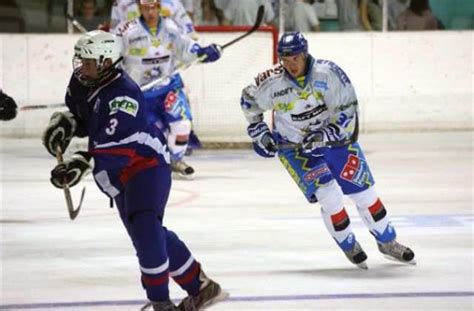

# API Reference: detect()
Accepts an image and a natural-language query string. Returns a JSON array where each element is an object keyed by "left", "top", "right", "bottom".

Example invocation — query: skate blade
[
  {"left": 172, "top": 172, "right": 195, "bottom": 180},
  {"left": 356, "top": 261, "right": 368, "bottom": 270},
  {"left": 383, "top": 254, "right": 417, "bottom": 265},
  {"left": 201, "top": 290, "right": 229, "bottom": 309}
]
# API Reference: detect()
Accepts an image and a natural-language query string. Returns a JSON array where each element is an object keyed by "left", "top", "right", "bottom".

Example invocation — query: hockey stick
[
  {"left": 272, "top": 114, "right": 360, "bottom": 151},
  {"left": 20, "top": 103, "right": 66, "bottom": 111},
  {"left": 66, "top": 13, "right": 88, "bottom": 33},
  {"left": 55, "top": 146, "right": 85, "bottom": 220},
  {"left": 141, "top": 5, "right": 265, "bottom": 91}
]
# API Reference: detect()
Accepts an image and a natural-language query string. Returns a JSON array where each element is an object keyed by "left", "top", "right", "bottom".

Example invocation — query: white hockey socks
[
  {"left": 317, "top": 180, "right": 356, "bottom": 251},
  {"left": 349, "top": 187, "right": 396, "bottom": 243},
  {"left": 168, "top": 120, "right": 191, "bottom": 161}
]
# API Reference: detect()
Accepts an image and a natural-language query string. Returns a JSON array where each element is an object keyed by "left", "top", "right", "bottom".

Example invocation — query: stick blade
[{"left": 69, "top": 187, "right": 86, "bottom": 220}]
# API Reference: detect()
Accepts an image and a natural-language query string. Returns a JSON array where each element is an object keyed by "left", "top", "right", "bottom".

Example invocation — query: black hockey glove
[
  {"left": 42, "top": 111, "right": 77, "bottom": 157},
  {"left": 50, "top": 151, "right": 91, "bottom": 189},
  {"left": 0, "top": 91, "right": 18, "bottom": 121},
  {"left": 247, "top": 122, "right": 276, "bottom": 158}
]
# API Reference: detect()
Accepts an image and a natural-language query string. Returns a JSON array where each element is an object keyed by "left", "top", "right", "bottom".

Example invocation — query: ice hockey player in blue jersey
[
  {"left": 42, "top": 30, "right": 227, "bottom": 310},
  {"left": 115, "top": 0, "right": 222, "bottom": 180},
  {"left": 240, "top": 32, "right": 415, "bottom": 269}
]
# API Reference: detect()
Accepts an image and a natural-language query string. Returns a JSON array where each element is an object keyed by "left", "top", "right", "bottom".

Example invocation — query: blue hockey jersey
[{"left": 65, "top": 69, "right": 170, "bottom": 198}]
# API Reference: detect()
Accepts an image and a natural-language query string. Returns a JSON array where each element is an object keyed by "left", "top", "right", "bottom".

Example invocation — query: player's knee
[
  {"left": 316, "top": 180, "right": 344, "bottom": 213},
  {"left": 129, "top": 211, "right": 162, "bottom": 240},
  {"left": 348, "top": 186, "right": 378, "bottom": 209},
  {"left": 169, "top": 120, "right": 191, "bottom": 136}
]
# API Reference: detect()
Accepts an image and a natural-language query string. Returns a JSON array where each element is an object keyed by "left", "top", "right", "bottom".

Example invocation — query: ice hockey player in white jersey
[
  {"left": 111, "top": 0, "right": 195, "bottom": 36},
  {"left": 241, "top": 32, "right": 415, "bottom": 268},
  {"left": 115, "top": 0, "right": 221, "bottom": 179}
]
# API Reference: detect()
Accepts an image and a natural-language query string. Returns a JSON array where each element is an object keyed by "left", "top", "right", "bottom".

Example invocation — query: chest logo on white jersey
[
  {"left": 108, "top": 96, "right": 139, "bottom": 117},
  {"left": 272, "top": 87, "right": 293, "bottom": 98},
  {"left": 291, "top": 104, "right": 327, "bottom": 121}
]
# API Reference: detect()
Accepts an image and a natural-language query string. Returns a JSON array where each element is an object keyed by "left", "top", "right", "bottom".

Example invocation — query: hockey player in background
[
  {"left": 110, "top": 0, "right": 202, "bottom": 158},
  {"left": 42, "top": 30, "right": 226, "bottom": 310},
  {"left": 0, "top": 89, "right": 18, "bottom": 121},
  {"left": 240, "top": 32, "right": 415, "bottom": 269},
  {"left": 114, "top": 0, "right": 221, "bottom": 179},
  {"left": 110, "top": 0, "right": 195, "bottom": 36}
]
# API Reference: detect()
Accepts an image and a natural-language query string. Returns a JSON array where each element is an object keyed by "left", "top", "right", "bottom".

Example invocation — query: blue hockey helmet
[{"left": 277, "top": 32, "right": 308, "bottom": 58}]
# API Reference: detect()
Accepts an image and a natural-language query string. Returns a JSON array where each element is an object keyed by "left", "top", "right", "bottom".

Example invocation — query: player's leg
[
  {"left": 278, "top": 148, "right": 367, "bottom": 269},
  {"left": 122, "top": 164, "right": 176, "bottom": 308},
  {"left": 162, "top": 89, "right": 195, "bottom": 179},
  {"left": 349, "top": 187, "right": 415, "bottom": 263},
  {"left": 165, "top": 228, "right": 228, "bottom": 309},
  {"left": 326, "top": 143, "right": 415, "bottom": 263}
]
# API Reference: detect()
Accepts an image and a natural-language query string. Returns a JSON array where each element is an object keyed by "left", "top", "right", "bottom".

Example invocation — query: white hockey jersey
[
  {"left": 241, "top": 57, "right": 359, "bottom": 145},
  {"left": 110, "top": 0, "right": 195, "bottom": 36},
  {"left": 115, "top": 17, "right": 199, "bottom": 88}
]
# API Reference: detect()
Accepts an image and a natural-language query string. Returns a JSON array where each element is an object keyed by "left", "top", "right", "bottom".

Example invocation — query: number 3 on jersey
[{"left": 106, "top": 118, "right": 118, "bottom": 135}]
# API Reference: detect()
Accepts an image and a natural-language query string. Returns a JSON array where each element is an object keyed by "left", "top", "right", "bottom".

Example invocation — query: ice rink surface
[{"left": 0, "top": 132, "right": 473, "bottom": 310}]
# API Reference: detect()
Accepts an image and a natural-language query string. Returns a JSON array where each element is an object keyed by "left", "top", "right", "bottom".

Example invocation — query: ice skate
[
  {"left": 343, "top": 241, "right": 368, "bottom": 269},
  {"left": 141, "top": 300, "right": 178, "bottom": 311},
  {"left": 178, "top": 270, "right": 229, "bottom": 310},
  {"left": 171, "top": 159, "right": 195, "bottom": 180},
  {"left": 378, "top": 240, "right": 416, "bottom": 264}
]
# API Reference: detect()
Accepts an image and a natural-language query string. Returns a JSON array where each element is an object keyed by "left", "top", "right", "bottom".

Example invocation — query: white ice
[{"left": 1, "top": 132, "right": 473, "bottom": 310}]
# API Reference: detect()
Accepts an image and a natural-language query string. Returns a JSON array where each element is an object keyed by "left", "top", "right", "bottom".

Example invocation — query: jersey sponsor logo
[
  {"left": 340, "top": 154, "right": 373, "bottom": 187},
  {"left": 290, "top": 104, "right": 327, "bottom": 121},
  {"left": 337, "top": 100, "right": 357, "bottom": 112},
  {"left": 271, "top": 87, "right": 292, "bottom": 98},
  {"left": 164, "top": 91, "right": 177, "bottom": 111},
  {"left": 303, "top": 164, "right": 331, "bottom": 183},
  {"left": 274, "top": 101, "right": 295, "bottom": 112},
  {"left": 117, "top": 20, "right": 135, "bottom": 35},
  {"left": 314, "top": 80, "right": 328, "bottom": 90},
  {"left": 254, "top": 66, "right": 284, "bottom": 87},
  {"left": 108, "top": 96, "right": 139, "bottom": 117},
  {"left": 142, "top": 55, "right": 170, "bottom": 65},
  {"left": 129, "top": 47, "right": 147, "bottom": 56},
  {"left": 317, "top": 59, "right": 351, "bottom": 86},
  {"left": 129, "top": 35, "right": 148, "bottom": 44}
]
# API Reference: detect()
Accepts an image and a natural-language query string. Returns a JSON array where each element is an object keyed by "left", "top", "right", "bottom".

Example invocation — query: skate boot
[
  {"left": 171, "top": 159, "right": 195, "bottom": 180},
  {"left": 178, "top": 270, "right": 229, "bottom": 311},
  {"left": 343, "top": 241, "right": 368, "bottom": 269},
  {"left": 141, "top": 300, "right": 178, "bottom": 311},
  {"left": 377, "top": 240, "right": 416, "bottom": 264}
]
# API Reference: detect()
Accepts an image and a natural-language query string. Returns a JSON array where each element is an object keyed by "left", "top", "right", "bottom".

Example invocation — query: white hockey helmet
[
  {"left": 73, "top": 30, "right": 123, "bottom": 86},
  {"left": 73, "top": 30, "right": 103, "bottom": 57},
  {"left": 78, "top": 30, "right": 122, "bottom": 64}
]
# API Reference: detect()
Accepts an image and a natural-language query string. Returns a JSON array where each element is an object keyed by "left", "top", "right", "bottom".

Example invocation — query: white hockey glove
[
  {"left": 50, "top": 151, "right": 91, "bottom": 189},
  {"left": 301, "top": 131, "right": 325, "bottom": 153},
  {"left": 247, "top": 122, "right": 276, "bottom": 158},
  {"left": 42, "top": 111, "right": 77, "bottom": 157}
]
